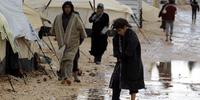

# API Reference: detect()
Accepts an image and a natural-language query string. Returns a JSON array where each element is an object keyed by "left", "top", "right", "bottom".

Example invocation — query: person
[
  {"left": 163, "top": 0, "right": 177, "bottom": 42},
  {"left": 89, "top": 3, "right": 109, "bottom": 64},
  {"left": 51, "top": 1, "right": 87, "bottom": 85},
  {"left": 191, "top": 0, "right": 199, "bottom": 24},
  {"left": 158, "top": 1, "right": 168, "bottom": 31},
  {"left": 72, "top": 11, "right": 84, "bottom": 83},
  {"left": 109, "top": 18, "right": 145, "bottom": 100}
]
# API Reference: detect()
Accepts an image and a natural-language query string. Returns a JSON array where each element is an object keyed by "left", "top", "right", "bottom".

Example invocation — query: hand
[{"left": 92, "top": 14, "right": 97, "bottom": 20}]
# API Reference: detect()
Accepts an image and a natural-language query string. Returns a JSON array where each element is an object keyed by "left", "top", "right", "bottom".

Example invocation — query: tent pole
[
  {"left": 44, "top": 33, "right": 60, "bottom": 61},
  {"left": 43, "top": 0, "right": 52, "bottom": 12},
  {"left": 17, "top": 58, "right": 27, "bottom": 85},
  {"left": 35, "top": 40, "right": 56, "bottom": 77},
  {"left": 89, "top": 1, "right": 94, "bottom": 12},
  {"left": 131, "top": 14, "right": 151, "bottom": 44},
  {"left": 22, "top": 39, "right": 52, "bottom": 79},
  {"left": 93, "top": 0, "right": 96, "bottom": 12},
  {"left": 42, "top": 39, "right": 54, "bottom": 53},
  {"left": 7, "top": 75, "right": 16, "bottom": 92}
]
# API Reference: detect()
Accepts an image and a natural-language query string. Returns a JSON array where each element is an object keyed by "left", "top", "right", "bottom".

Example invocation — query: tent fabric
[
  {"left": 24, "top": 0, "right": 132, "bottom": 14},
  {"left": 142, "top": 1, "right": 161, "bottom": 22},
  {"left": 23, "top": 4, "right": 43, "bottom": 30},
  {"left": 0, "top": 12, "right": 17, "bottom": 61},
  {"left": 24, "top": 0, "right": 133, "bottom": 29},
  {"left": 0, "top": 0, "right": 39, "bottom": 41}
]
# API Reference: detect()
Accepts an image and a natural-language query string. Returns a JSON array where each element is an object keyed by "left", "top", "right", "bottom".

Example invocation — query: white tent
[
  {"left": 0, "top": 0, "right": 38, "bottom": 41},
  {"left": 0, "top": 12, "right": 16, "bottom": 61},
  {"left": 23, "top": 4, "right": 43, "bottom": 30},
  {"left": 24, "top": 0, "right": 133, "bottom": 28},
  {"left": 142, "top": 1, "right": 161, "bottom": 22},
  {"left": 0, "top": 0, "right": 41, "bottom": 73}
]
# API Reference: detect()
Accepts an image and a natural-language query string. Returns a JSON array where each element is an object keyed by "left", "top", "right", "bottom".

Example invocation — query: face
[
  {"left": 64, "top": 5, "right": 72, "bottom": 14},
  {"left": 116, "top": 26, "right": 127, "bottom": 36},
  {"left": 96, "top": 8, "right": 103, "bottom": 15}
]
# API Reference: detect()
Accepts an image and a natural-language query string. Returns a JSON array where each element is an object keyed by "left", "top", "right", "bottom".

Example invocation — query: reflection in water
[
  {"left": 76, "top": 88, "right": 111, "bottom": 100},
  {"left": 76, "top": 61, "right": 200, "bottom": 100},
  {"left": 157, "top": 62, "right": 172, "bottom": 88},
  {"left": 188, "top": 61, "right": 195, "bottom": 71},
  {"left": 149, "top": 61, "right": 200, "bottom": 84}
]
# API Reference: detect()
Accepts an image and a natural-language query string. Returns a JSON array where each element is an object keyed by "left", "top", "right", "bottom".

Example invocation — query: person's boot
[
  {"left": 169, "top": 34, "right": 172, "bottom": 41},
  {"left": 73, "top": 71, "right": 81, "bottom": 83},
  {"left": 165, "top": 35, "right": 168, "bottom": 42},
  {"left": 77, "top": 70, "right": 82, "bottom": 76},
  {"left": 61, "top": 78, "right": 72, "bottom": 85},
  {"left": 57, "top": 70, "right": 62, "bottom": 81},
  {"left": 96, "top": 56, "right": 102, "bottom": 65}
]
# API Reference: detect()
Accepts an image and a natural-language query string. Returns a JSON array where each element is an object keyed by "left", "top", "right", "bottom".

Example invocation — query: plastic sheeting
[{"left": 0, "top": 0, "right": 39, "bottom": 41}]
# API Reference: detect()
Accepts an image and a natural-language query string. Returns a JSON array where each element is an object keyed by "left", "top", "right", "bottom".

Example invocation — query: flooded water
[
  {"left": 142, "top": 61, "right": 200, "bottom": 100},
  {"left": 76, "top": 61, "right": 200, "bottom": 100}
]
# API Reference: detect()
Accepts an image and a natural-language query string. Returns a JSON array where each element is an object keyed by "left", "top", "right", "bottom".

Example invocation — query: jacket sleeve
[
  {"left": 50, "top": 16, "right": 58, "bottom": 36},
  {"left": 89, "top": 12, "right": 96, "bottom": 23},
  {"left": 113, "top": 34, "right": 121, "bottom": 58},
  {"left": 124, "top": 30, "right": 139, "bottom": 57},
  {"left": 105, "top": 13, "right": 109, "bottom": 27},
  {"left": 76, "top": 16, "right": 87, "bottom": 40}
]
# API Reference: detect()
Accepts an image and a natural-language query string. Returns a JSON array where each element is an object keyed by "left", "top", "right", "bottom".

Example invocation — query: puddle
[
  {"left": 75, "top": 61, "right": 200, "bottom": 100},
  {"left": 142, "top": 60, "right": 200, "bottom": 100},
  {"left": 145, "top": 61, "right": 200, "bottom": 84}
]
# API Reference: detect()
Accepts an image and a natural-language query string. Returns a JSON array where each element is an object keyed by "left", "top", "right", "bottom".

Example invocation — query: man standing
[
  {"left": 191, "top": 0, "right": 199, "bottom": 24},
  {"left": 164, "top": 0, "right": 177, "bottom": 42},
  {"left": 51, "top": 1, "right": 87, "bottom": 85},
  {"left": 89, "top": 3, "right": 109, "bottom": 64}
]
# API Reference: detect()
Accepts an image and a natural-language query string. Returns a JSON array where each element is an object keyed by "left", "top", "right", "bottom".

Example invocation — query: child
[{"left": 109, "top": 18, "right": 145, "bottom": 100}]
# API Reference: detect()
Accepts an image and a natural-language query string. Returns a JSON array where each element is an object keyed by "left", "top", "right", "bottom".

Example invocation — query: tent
[
  {"left": 142, "top": 1, "right": 161, "bottom": 22},
  {"left": 24, "top": 0, "right": 133, "bottom": 29},
  {"left": 23, "top": 4, "right": 43, "bottom": 30},
  {"left": 0, "top": 12, "right": 16, "bottom": 65},
  {"left": 0, "top": 0, "right": 41, "bottom": 74}
]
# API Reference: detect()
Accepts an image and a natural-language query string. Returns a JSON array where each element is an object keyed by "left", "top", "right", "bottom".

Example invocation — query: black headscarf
[
  {"left": 62, "top": 1, "right": 74, "bottom": 32},
  {"left": 112, "top": 18, "right": 131, "bottom": 29},
  {"left": 62, "top": 1, "right": 74, "bottom": 15}
]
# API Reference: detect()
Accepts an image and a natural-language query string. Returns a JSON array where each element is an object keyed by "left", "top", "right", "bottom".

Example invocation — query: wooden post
[{"left": 93, "top": 0, "right": 96, "bottom": 12}]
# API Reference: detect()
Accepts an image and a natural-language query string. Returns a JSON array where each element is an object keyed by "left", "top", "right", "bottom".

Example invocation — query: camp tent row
[
  {"left": 24, "top": 0, "right": 162, "bottom": 27},
  {"left": 0, "top": 0, "right": 43, "bottom": 74},
  {"left": 24, "top": 0, "right": 133, "bottom": 29},
  {"left": 0, "top": 0, "right": 163, "bottom": 74}
]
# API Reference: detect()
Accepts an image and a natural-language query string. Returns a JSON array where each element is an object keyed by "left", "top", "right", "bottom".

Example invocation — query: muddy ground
[{"left": 1, "top": 5, "right": 200, "bottom": 100}]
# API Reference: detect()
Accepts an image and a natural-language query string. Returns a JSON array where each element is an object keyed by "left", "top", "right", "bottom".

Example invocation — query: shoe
[
  {"left": 73, "top": 71, "right": 81, "bottom": 83},
  {"left": 57, "top": 70, "right": 62, "bottom": 81},
  {"left": 95, "top": 61, "right": 101, "bottom": 65},
  {"left": 78, "top": 70, "right": 82, "bottom": 76},
  {"left": 74, "top": 79, "right": 81, "bottom": 83},
  {"left": 61, "top": 78, "right": 71, "bottom": 85}
]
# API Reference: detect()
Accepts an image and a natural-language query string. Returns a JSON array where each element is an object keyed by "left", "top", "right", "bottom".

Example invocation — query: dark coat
[
  {"left": 89, "top": 12, "right": 109, "bottom": 57},
  {"left": 109, "top": 29, "right": 145, "bottom": 90},
  {"left": 191, "top": 2, "right": 200, "bottom": 12},
  {"left": 158, "top": 3, "right": 168, "bottom": 20},
  {"left": 164, "top": 4, "right": 177, "bottom": 21},
  {"left": 89, "top": 12, "right": 109, "bottom": 34}
]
